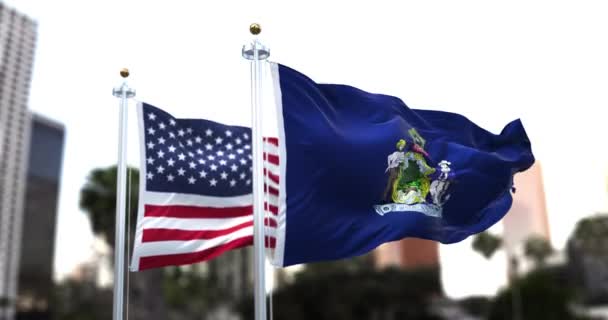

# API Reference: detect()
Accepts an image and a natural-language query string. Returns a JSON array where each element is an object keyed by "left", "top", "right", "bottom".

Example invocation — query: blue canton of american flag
[
  {"left": 130, "top": 102, "right": 279, "bottom": 271},
  {"left": 143, "top": 104, "right": 254, "bottom": 194}
]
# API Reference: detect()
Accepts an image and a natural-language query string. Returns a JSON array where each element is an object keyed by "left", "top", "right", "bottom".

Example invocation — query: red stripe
[
  {"left": 145, "top": 204, "right": 253, "bottom": 218},
  {"left": 145, "top": 203, "right": 276, "bottom": 219},
  {"left": 149, "top": 218, "right": 277, "bottom": 242},
  {"left": 138, "top": 236, "right": 276, "bottom": 270},
  {"left": 138, "top": 236, "right": 251, "bottom": 270},
  {"left": 265, "top": 202, "right": 278, "bottom": 215},
  {"left": 266, "top": 185, "right": 279, "bottom": 197},
  {"left": 142, "top": 218, "right": 278, "bottom": 242},
  {"left": 263, "top": 152, "right": 280, "bottom": 165},
  {"left": 263, "top": 169, "right": 280, "bottom": 184},
  {"left": 265, "top": 236, "right": 276, "bottom": 248},
  {"left": 265, "top": 217, "right": 278, "bottom": 227},
  {"left": 264, "top": 137, "right": 279, "bottom": 146},
  {"left": 266, "top": 153, "right": 279, "bottom": 165},
  {"left": 143, "top": 221, "right": 252, "bottom": 242}
]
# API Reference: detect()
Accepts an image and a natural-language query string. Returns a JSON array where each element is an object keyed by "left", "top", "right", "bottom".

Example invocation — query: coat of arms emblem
[{"left": 375, "top": 128, "right": 453, "bottom": 217}]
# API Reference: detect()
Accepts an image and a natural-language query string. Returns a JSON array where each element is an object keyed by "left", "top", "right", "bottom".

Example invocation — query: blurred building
[
  {"left": 208, "top": 248, "right": 253, "bottom": 300},
  {"left": 63, "top": 236, "right": 112, "bottom": 288},
  {"left": 0, "top": 4, "right": 37, "bottom": 320},
  {"left": 374, "top": 238, "right": 439, "bottom": 270},
  {"left": 16, "top": 114, "right": 65, "bottom": 320},
  {"left": 502, "top": 162, "right": 551, "bottom": 272}
]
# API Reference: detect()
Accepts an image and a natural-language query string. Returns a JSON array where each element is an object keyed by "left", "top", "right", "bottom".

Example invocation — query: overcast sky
[{"left": 6, "top": 0, "right": 608, "bottom": 298}]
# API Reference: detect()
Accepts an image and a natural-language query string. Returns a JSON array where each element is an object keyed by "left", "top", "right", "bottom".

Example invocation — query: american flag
[{"left": 130, "top": 102, "right": 279, "bottom": 271}]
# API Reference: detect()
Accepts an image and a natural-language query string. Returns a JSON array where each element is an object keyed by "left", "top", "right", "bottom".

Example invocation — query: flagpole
[
  {"left": 242, "top": 23, "right": 270, "bottom": 320},
  {"left": 112, "top": 69, "right": 135, "bottom": 320}
]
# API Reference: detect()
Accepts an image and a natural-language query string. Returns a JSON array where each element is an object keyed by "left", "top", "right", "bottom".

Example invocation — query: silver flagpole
[
  {"left": 242, "top": 23, "right": 270, "bottom": 320},
  {"left": 112, "top": 69, "right": 135, "bottom": 320}
]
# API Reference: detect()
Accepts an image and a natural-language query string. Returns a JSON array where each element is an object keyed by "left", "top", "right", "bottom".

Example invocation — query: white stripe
[
  {"left": 142, "top": 191, "right": 278, "bottom": 207},
  {"left": 139, "top": 216, "right": 279, "bottom": 231},
  {"left": 140, "top": 216, "right": 252, "bottom": 231},
  {"left": 143, "top": 191, "right": 252, "bottom": 207},
  {"left": 266, "top": 227, "right": 277, "bottom": 235},
  {"left": 265, "top": 177, "right": 279, "bottom": 190},
  {"left": 137, "top": 226, "right": 254, "bottom": 257},
  {"left": 265, "top": 194, "right": 279, "bottom": 209},
  {"left": 142, "top": 163, "right": 278, "bottom": 208},
  {"left": 264, "top": 161, "right": 280, "bottom": 192},
  {"left": 266, "top": 194, "right": 279, "bottom": 206},
  {"left": 264, "top": 143, "right": 279, "bottom": 156},
  {"left": 270, "top": 62, "right": 288, "bottom": 267},
  {"left": 131, "top": 101, "right": 150, "bottom": 271},
  {"left": 137, "top": 226, "right": 277, "bottom": 257},
  {"left": 264, "top": 161, "right": 279, "bottom": 175}
]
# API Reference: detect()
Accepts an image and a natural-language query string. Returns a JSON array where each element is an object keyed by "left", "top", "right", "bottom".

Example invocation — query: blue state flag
[{"left": 268, "top": 63, "right": 534, "bottom": 267}]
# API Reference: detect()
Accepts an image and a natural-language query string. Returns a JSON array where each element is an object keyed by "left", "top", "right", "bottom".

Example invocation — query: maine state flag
[{"left": 268, "top": 63, "right": 534, "bottom": 267}]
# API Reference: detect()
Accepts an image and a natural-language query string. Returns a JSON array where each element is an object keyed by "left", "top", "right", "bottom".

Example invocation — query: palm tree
[
  {"left": 523, "top": 235, "right": 553, "bottom": 267},
  {"left": 570, "top": 214, "right": 608, "bottom": 256},
  {"left": 472, "top": 231, "right": 502, "bottom": 259},
  {"left": 472, "top": 232, "right": 524, "bottom": 320},
  {"left": 80, "top": 166, "right": 168, "bottom": 320},
  {"left": 80, "top": 166, "right": 139, "bottom": 245},
  {"left": 567, "top": 213, "right": 608, "bottom": 305}
]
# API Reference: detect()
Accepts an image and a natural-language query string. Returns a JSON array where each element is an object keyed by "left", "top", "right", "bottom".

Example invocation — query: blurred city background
[{"left": 1, "top": 1, "right": 607, "bottom": 319}]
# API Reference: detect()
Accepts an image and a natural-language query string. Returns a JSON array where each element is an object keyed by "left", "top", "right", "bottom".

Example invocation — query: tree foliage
[
  {"left": 79, "top": 166, "right": 170, "bottom": 320},
  {"left": 162, "top": 265, "right": 233, "bottom": 317},
  {"left": 238, "top": 257, "right": 442, "bottom": 320},
  {"left": 570, "top": 214, "right": 608, "bottom": 256},
  {"left": 472, "top": 231, "right": 502, "bottom": 259},
  {"left": 458, "top": 296, "right": 492, "bottom": 318},
  {"left": 0, "top": 296, "right": 10, "bottom": 307},
  {"left": 79, "top": 165, "right": 139, "bottom": 246},
  {"left": 52, "top": 279, "right": 112, "bottom": 320},
  {"left": 567, "top": 213, "right": 608, "bottom": 305},
  {"left": 488, "top": 266, "right": 593, "bottom": 320},
  {"left": 524, "top": 235, "right": 554, "bottom": 267}
]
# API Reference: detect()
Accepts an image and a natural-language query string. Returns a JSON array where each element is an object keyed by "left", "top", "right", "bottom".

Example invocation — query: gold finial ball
[
  {"left": 120, "top": 68, "right": 130, "bottom": 78},
  {"left": 249, "top": 23, "right": 261, "bottom": 35}
]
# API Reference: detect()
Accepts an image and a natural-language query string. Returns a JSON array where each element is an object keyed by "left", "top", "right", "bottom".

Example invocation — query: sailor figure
[{"left": 430, "top": 160, "right": 452, "bottom": 206}]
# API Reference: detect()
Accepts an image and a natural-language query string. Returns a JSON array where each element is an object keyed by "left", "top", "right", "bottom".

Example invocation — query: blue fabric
[{"left": 277, "top": 64, "right": 535, "bottom": 266}]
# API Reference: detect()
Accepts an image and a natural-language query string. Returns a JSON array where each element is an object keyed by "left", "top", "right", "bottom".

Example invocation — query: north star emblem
[{"left": 375, "top": 128, "right": 453, "bottom": 217}]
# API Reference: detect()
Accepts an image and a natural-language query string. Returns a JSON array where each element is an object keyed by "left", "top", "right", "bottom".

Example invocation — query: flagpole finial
[
  {"left": 113, "top": 69, "right": 136, "bottom": 98},
  {"left": 249, "top": 23, "right": 261, "bottom": 35},
  {"left": 242, "top": 23, "right": 269, "bottom": 60}
]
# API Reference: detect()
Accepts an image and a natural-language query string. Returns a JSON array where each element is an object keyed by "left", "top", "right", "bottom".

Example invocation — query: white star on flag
[{"left": 132, "top": 102, "right": 280, "bottom": 271}]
